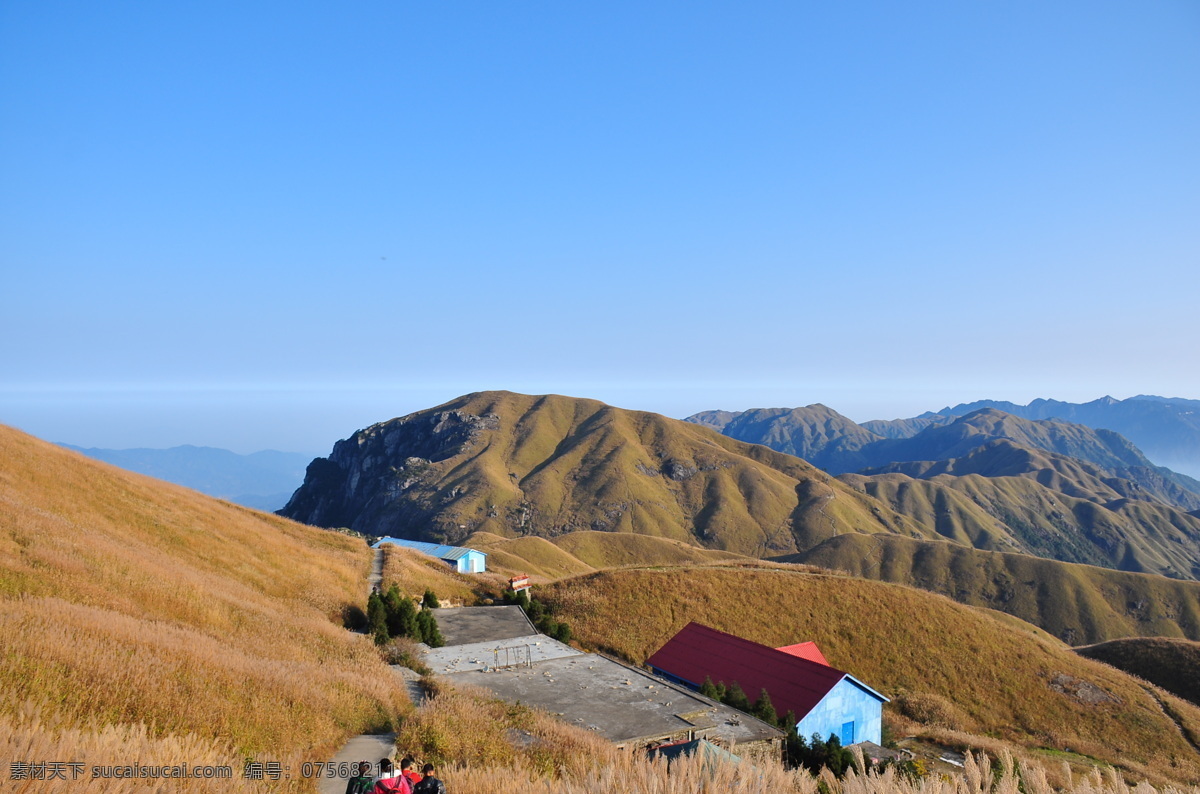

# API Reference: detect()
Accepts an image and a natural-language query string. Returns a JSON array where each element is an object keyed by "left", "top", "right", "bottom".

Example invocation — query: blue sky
[{"left": 2, "top": 1, "right": 1198, "bottom": 453}]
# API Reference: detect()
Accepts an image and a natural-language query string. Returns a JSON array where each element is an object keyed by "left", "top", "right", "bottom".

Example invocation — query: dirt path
[
  {"left": 368, "top": 546, "right": 383, "bottom": 594},
  {"left": 317, "top": 734, "right": 396, "bottom": 794},
  {"left": 320, "top": 545, "right": 403, "bottom": 793}
]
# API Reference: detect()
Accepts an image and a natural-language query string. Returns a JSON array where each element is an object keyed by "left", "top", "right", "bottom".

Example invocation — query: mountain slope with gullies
[
  {"left": 683, "top": 404, "right": 1200, "bottom": 579},
  {"left": 776, "top": 533, "right": 1200, "bottom": 644},
  {"left": 279, "top": 391, "right": 937, "bottom": 556}
]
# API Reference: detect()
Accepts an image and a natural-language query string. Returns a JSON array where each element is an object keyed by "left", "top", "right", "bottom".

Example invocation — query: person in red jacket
[
  {"left": 370, "top": 758, "right": 411, "bottom": 794},
  {"left": 399, "top": 757, "right": 423, "bottom": 788}
]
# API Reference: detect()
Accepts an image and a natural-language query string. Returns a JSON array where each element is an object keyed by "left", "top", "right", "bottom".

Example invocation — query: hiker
[
  {"left": 370, "top": 758, "right": 412, "bottom": 794},
  {"left": 344, "top": 761, "right": 374, "bottom": 794},
  {"left": 399, "top": 757, "right": 423, "bottom": 788},
  {"left": 411, "top": 763, "right": 446, "bottom": 794}
]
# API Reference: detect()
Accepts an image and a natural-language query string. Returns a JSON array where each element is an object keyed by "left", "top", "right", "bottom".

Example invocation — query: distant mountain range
[
  {"left": 59, "top": 444, "right": 312, "bottom": 511},
  {"left": 902, "top": 395, "right": 1200, "bottom": 479}
]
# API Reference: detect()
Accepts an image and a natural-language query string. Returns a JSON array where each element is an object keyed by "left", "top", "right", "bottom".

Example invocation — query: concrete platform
[
  {"left": 447, "top": 652, "right": 782, "bottom": 751},
  {"left": 430, "top": 605, "right": 536, "bottom": 645},
  {"left": 423, "top": 634, "right": 583, "bottom": 675}
]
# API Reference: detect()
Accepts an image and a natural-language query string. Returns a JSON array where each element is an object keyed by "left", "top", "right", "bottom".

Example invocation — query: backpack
[
  {"left": 345, "top": 776, "right": 374, "bottom": 794},
  {"left": 372, "top": 775, "right": 413, "bottom": 794},
  {"left": 412, "top": 776, "right": 446, "bottom": 794}
]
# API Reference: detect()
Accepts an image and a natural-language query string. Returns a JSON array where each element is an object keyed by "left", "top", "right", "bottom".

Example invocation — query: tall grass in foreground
[
  {"left": 440, "top": 749, "right": 1200, "bottom": 794},
  {"left": 0, "top": 426, "right": 411, "bottom": 788},
  {"left": 1, "top": 700, "right": 281, "bottom": 793},
  {"left": 395, "top": 678, "right": 1199, "bottom": 794}
]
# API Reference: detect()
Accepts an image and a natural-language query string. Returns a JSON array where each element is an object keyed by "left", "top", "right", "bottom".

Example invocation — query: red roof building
[
  {"left": 646, "top": 623, "right": 887, "bottom": 746},
  {"left": 775, "top": 641, "right": 830, "bottom": 666}
]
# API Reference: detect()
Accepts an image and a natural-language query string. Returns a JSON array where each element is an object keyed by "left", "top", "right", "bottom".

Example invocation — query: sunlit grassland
[
  {"left": 0, "top": 425, "right": 410, "bottom": 791},
  {"left": 539, "top": 564, "right": 1200, "bottom": 787}
]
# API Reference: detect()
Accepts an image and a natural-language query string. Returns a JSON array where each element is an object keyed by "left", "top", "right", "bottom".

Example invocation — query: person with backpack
[
  {"left": 343, "top": 762, "right": 374, "bottom": 791},
  {"left": 344, "top": 761, "right": 374, "bottom": 794},
  {"left": 399, "top": 757, "right": 423, "bottom": 788},
  {"left": 411, "top": 764, "right": 446, "bottom": 794},
  {"left": 370, "top": 758, "right": 412, "bottom": 794}
]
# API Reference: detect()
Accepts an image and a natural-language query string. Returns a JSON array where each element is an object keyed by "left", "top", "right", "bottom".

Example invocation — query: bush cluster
[
  {"left": 368, "top": 584, "right": 444, "bottom": 647},
  {"left": 503, "top": 588, "right": 572, "bottom": 643}
]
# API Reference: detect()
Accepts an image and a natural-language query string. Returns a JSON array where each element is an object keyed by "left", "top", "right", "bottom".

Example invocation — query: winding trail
[{"left": 319, "top": 546, "right": 407, "bottom": 794}]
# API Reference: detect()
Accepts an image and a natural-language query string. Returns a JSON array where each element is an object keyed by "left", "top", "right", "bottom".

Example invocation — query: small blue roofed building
[
  {"left": 371, "top": 537, "right": 487, "bottom": 574},
  {"left": 646, "top": 623, "right": 887, "bottom": 747}
]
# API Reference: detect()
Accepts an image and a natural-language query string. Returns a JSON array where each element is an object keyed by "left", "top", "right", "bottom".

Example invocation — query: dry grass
[
  {"left": 0, "top": 425, "right": 410, "bottom": 786},
  {"left": 539, "top": 565, "right": 1200, "bottom": 786}
]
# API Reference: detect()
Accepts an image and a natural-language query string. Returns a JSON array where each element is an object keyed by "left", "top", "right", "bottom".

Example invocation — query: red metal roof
[
  {"left": 775, "top": 641, "right": 829, "bottom": 667},
  {"left": 646, "top": 623, "right": 847, "bottom": 722}
]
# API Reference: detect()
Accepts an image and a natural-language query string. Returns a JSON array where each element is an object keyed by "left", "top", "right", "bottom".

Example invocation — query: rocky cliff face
[{"left": 280, "top": 408, "right": 500, "bottom": 542}]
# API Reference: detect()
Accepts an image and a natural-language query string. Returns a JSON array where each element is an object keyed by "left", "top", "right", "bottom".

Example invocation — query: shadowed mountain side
[
  {"left": 688, "top": 405, "right": 1200, "bottom": 511},
  {"left": 777, "top": 533, "right": 1200, "bottom": 644},
  {"left": 685, "top": 404, "right": 883, "bottom": 471},
  {"left": 839, "top": 471, "right": 1200, "bottom": 579},
  {"left": 932, "top": 396, "right": 1200, "bottom": 479},
  {"left": 539, "top": 565, "right": 1200, "bottom": 785},
  {"left": 860, "top": 414, "right": 952, "bottom": 439},
  {"left": 280, "top": 391, "right": 933, "bottom": 557},
  {"left": 1077, "top": 637, "right": 1200, "bottom": 707}
]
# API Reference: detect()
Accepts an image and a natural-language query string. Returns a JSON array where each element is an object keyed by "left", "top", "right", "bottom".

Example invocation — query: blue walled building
[
  {"left": 371, "top": 537, "right": 487, "bottom": 573},
  {"left": 647, "top": 623, "right": 887, "bottom": 746}
]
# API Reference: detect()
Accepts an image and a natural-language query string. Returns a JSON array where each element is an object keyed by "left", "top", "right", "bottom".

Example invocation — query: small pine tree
[
  {"left": 515, "top": 589, "right": 530, "bottom": 611},
  {"left": 724, "top": 681, "right": 751, "bottom": 712},
  {"left": 415, "top": 610, "right": 444, "bottom": 647},
  {"left": 527, "top": 599, "right": 545, "bottom": 621},
  {"left": 553, "top": 622, "right": 571, "bottom": 643},
  {"left": 367, "top": 592, "right": 389, "bottom": 645},
  {"left": 780, "top": 710, "right": 798, "bottom": 733},
  {"left": 422, "top": 589, "right": 440, "bottom": 609},
  {"left": 536, "top": 616, "right": 558, "bottom": 637},
  {"left": 752, "top": 688, "right": 778, "bottom": 726},
  {"left": 394, "top": 596, "right": 418, "bottom": 639},
  {"left": 699, "top": 677, "right": 721, "bottom": 700}
]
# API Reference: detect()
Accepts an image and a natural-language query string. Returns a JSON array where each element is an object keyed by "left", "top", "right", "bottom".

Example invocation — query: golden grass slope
[
  {"left": 785, "top": 533, "right": 1200, "bottom": 644},
  {"left": 538, "top": 565, "right": 1200, "bottom": 786},
  {"left": 0, "top": 425, "right": 409, "bottom": 791}
]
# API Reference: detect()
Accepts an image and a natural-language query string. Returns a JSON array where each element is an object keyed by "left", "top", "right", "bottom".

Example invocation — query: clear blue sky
[{"left": 2, "top": 1, "right": 1198, "bottom": 453}]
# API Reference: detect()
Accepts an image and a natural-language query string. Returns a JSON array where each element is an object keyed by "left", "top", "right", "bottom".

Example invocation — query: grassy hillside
[
  {"left": 785, "top": 533, "right": 1200, "bottom": 644},
  {"left": 1077, "top": 638, "right": 1200, "bottom": 707},
  {"left": 281, "top": 391, "right": 936, "bottom": 556},
  {"left": 0, "top": 425, "right": 409, "bottom": 791},
  {"left": 538, "top": 565, "right": 1200, "bottom": 786}
]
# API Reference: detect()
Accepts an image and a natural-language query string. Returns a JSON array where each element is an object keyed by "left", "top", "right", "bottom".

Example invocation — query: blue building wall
[
  {"left": 458, "top": 550, "right": 487, "bottom": 573},
  {"left": 794, "top": 677, "right": 883, "bottom": 746}
]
